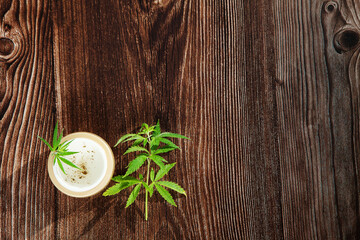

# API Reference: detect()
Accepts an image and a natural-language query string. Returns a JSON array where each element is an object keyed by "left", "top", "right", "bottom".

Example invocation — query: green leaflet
[
  {"left": 158, "top": 137, "right": 179, "bottom": 149},
  {"left": 123, "top": 146, "right": 149, "bottom": 155},
  {"left": 58, "top": 156, "right": 82, "bottom": 170},
  {"left": 155, "top": 183, "right": 177, "bottom": 207},
  {"left": 153, "top": 146, "right": 176, "bottom": 155},
  {"left": 103, "top": 182, "right": 135, "bottom": 196},
  {"left": 124, "top": 155, "right": 148, "bottom": 177},
  {"left": 149, "top": 154, "right": 167, "bottom": 163},
  {"left": 112, "top": 175, "right": 140, "bottom": 183},
  {"left": 157, "top": 181, "right": 186, "bottom": 196},
  {"left": 38, "top": 136, "right": 53, "bottom": 151},
  {"left": 149, "top": 155, "right": 164, "bottom": 168},
  {"left": 114, "top": 133, "right": 136, "bottom": 147},
  {"left": 126, "top": 184, "right": 142, "bottom": 208},
  {"left": 150, "top": 168, "right": 155, "bottom": 181},
  {"left": 158, "top": 132, "right": 189, "bottom": 139},
  {"left": 57, "top": 158, "right": 66, "bottom": 175},
  {"left": 53, "top": 121, "right": 59, "bottom": 147},
  {"left": 155, "top": 163, "right": 176, "bottom": 181}
]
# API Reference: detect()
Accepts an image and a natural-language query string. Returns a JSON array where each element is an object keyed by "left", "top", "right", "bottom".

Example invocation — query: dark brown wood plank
[
  {"left": 0, "top": 0, "right": 56, "bottom": 239},
  {"left": 1, "top": 0, "right": 360, "bottom": 239},
  {"left": 52, "top": 0, "right": 284, "bottom": 239}
]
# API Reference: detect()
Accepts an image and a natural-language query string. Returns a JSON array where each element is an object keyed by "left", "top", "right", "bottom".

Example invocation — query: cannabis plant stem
[
  {"left": 145, "top": 158, "right": 150, "bottom": 220},
  {"left": 145, "top": 133, "right": 151, "bottom": 220}
]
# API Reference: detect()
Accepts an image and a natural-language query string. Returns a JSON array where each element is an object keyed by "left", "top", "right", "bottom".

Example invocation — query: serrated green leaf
[
  {"left": 155, "top": 163, "right": 176, "bottom": 181},
  {"left": 150, "top": 168, "right": 155, "bottom": 181},
  {"left": 103, "top": 182, "right": 134, "bottom": 196},
  {"left": 58, "top": 139, "right": 74, "bottom": 151},
  {"left": 142, "top": 182, "right": 152, "bottom": 193},
  {"left": 153, "top": 120, "right": 161, "bottom": 137},
  {"left": 112, "top": 175, "right": 140, "bottom": 183},
  {"left": 58, "top": 156, "right": 81, "bottom": 170},
  {"left": 150, "top": 138, "right": 160, "bottom": 151},
  {"left": 149, "top": 154, "right": 167, "bottom": 163},
  {"left": 53, "top": 121, "right": 59, "bottom": 148},
  {"left": 132, "top": 138, "right": 143, "bottom": 146},
  {"left": 149, "top": 155, "right": 165, "bottom": 168},
  {"left": 58, "top": 129, "right": 64, "bottom": 148},
  {"left": 153, "top": 145, "right": 176, "bottom": 155},
  {"left": 124, "top": 155, "right": 147, "bottom": 176},
  {"left": 143, "top": 138, "right": 148, "bottom": 146},
  {"left": 114, "top": 133, "right": 136, "bottom": 147},
  {"left": 124, "top": 135, "right": 146, "bottom": 143},
  {"left": 58, "top": 151, "right": 78, "bottom": 156},
  {"left": 57, "top": 158, "right": 66, "bottom": 175},
  {"left": 158, "top": 132, "right": 189, "bottom": 139},
  {"left": 126, "top": 184, "right": 142, "bottom": 208},
  {"left": 158, "top": 137, "right": 179, "bottom": 149},
  {"left": 38, "top": 136, "right": 53, "bottom": 151},
  {"left": 123, "top": 146, "right": 149, "bottom": 155},
  {"left": 149, "top": 184, "right": 154, "bottom": 197},
  {"left": 155, "top": 183, "right": 177, "bottom": 207},
  {"left": 157, "top": 181, "right": 186, "bottom": 196}
]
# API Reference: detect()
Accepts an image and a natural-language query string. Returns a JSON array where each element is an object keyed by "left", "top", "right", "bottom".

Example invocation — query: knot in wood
[
  {"left": 324, "top": 1, "right": 337, "bottom": 13},
  {"left": 0, "top": 38, "right": 14, "bottom": 56},
  {"left": 334, "top": 28, "right": 360, "bottom": 53}
]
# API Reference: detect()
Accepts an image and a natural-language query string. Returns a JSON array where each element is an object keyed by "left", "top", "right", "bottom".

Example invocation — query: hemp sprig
[
  {"left": 103, "top": 121, "right": 188, "bottom": 220},
  {"left": 38, "top": 121, "right": 81, "bottom": 174}
]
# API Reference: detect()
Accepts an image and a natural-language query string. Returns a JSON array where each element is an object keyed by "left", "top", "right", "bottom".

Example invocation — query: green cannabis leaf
[
  {"left": 38, "top": 121, "right": 81, "bottom": 175},
  {"left": 103, "top": 121, "right": 189, "bottom": 220}
]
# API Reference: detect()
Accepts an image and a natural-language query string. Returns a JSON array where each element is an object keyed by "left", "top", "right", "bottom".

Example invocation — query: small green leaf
[
  {"left": 143, "top": 138, "right": 148, "bottom": 146},
  {"left": 126, "top": 184, "right": 142, "bottom": 208},
  {"left": 155, "top": 163, "right": 176, "bottom": 181},
  {"left": 158, "top": 137, "right": 179, "bottom": 149},
  {"left": 158, "top": 132, "right": 189, "bottom": 139},
  {"left": 58, "top": 156, "right": 82, "bottom": 170},
  {"left": 155, "top": 183, "right": 177, "bottom": 207},
  {"left": 58, "top": 139, "right": 74, "bottom": 151},
  {"left": 149, "top": 155, "right": 165, "bottom": 168},
  {"left": 149, "top": 184, "right": 154, "bottom": 197},
  {"left": 123, "top": 146, "right": 149, "bottom": 155},
  {"left": 153, "top": 120, "right": 161, "bottom": 137},
  {"left": 124, "top": 135, "right": 146, "bottom": 143},
  {"left": 114, "top": 133, "right": 136, "bottom": 147},
  {"left": 142, "top": 182, "right": 152, "bottom": 193},
  {"left": 58, "top": 151, "right": 78, "bottom": 156},
  {"left": 112, "top": 175, "right": 140, "bottom": 183},
  {"left": 141, "top": 123, "right": 149, "bottom": 131},
  {"left": 139, "top": 173, "right": 143, "bottom": 180},
  {"left": 57, "top": 158, "right": 66, "bottom": 175},
  {"left": 149, "top": 154, "right": 167, "bottom": 163},
  {"left": 132, "top": 138, "right": 143, "bottom": 146},
  {"left": 150, "top": 138, "right": 160, "bottom": 151},
  {"left": 53, "top": 121, "right": 59, "bottom": 147},
  {"left": 153, "top": 146, "right": 176, "bottom": 155},
  {"left": 124, "top": 155, "right": 147, "bottom": 176},
  {"left": 38, "top": 136, "right": 53, "bottom": 151},
  {"left": 58, "top": 129, "right": 64, "bottom": 148},
  {"left": 157, "top": 181, "right": 186, "bottom": 196},
  {"left": 150, "top": 168, "right": 155, "bottom": 181},
  {"left": 103, "top": 182, "right": 134, "bottom": 196}
]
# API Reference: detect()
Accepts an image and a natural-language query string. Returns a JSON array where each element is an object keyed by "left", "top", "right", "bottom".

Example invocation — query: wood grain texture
[
  {"left": 1, "top": 0, "right": 360, "bottom": 239},
  {"left": 0, "top": 0, "right": 56, "bottom": 239}
]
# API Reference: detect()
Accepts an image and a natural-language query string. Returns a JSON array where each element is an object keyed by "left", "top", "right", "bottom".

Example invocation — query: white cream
[{"left": 53, "top": 138, "right": 107, "bottom": 192}]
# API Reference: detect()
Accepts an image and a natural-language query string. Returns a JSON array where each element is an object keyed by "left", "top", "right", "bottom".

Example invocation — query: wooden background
[{"left": 1, "top": 0, "right": 360, "bottom": 239}]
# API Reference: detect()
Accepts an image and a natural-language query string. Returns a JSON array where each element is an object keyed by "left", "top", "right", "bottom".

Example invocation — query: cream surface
[{"left": 53, "top": 138, "right": 107, "bottom": 192}]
